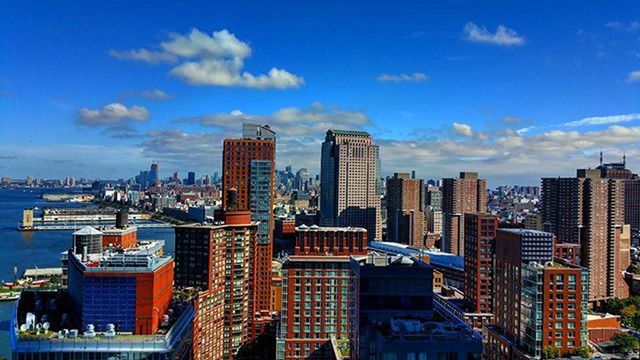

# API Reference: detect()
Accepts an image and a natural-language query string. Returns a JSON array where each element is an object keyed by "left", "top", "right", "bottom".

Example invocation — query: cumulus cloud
[
  {"left": 463, "top": 22, "right": 525, "bottom": 46},
  {"left": 77, "top": 103, "right": 149, "bottom": 126},
  {"left": 452, "top": 122, "right": 473, "bottom": 136},
  {"left": 377, "top": 72, "right": 428, "bottom": 83},
  {"left": 179, "top": 102, "right": 371, "bottom": 137},
  {"left": 110, "top": 28, "right": 304, "bottom": 89},
  {"left": 627, "top": 71, "right": 640, "bottom": 83},
  {"left": 562, "top": 113, "right": 640, "bottom": 127}
]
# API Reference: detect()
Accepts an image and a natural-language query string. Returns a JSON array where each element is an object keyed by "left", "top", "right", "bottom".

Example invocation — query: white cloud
[
  {"left": 140, "top": 89, "right": 173, "bottom": 100},
  {"left": 377, "top": 72, "right": 428, "bottom": 83},
  {"left": 463, "top": 22, "right": 525, "bottom": 46},
  {"left": 160, "top": 28, "right": 251, "bottom": 59},
  {"left": 562, "top": 113, "right": 640, "bottom": 127},
  {"left": 452, "top": 122, "right": 473, "bottom": 136},
  {"left": 627, "top": 71, "right": 640, "bottom": 83},
  {"left": 110, "top": 28, "right": 304, "bottom": 89},
  {"left": 77, "top": 103, "right": 149, "bottom": 126},
  {"left": 108, "top": 49, "right": 177, "bottom": 64},
  {"left": 605, "top": 20, "right": 640, "bottom": 32}
]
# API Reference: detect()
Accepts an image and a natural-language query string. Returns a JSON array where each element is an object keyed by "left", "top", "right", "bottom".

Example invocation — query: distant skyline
[{"left": 1, "top": 1, "right": 639, "bottom": 185}]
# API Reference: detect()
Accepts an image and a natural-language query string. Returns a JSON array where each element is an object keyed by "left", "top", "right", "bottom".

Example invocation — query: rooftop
[
  {"left": 11, "top": 290, "right": 193, "bottom": 352},
  {"left": 327, "top": 129, "right": 371, "bottom": 137},
  {"left": 72, "top": 226, "right": 103, "bottom": 236},
  {"left": 296, "top": 224, "right": 367, "bottom": 232},
  {"left": 498, "top": 228, "right": 553, "bottom": 236},
  {"left": 69, "top": 240, "right": 170, "bottom": 273}
]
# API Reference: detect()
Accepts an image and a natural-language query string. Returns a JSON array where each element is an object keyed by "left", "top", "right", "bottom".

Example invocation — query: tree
[
  {"left": 612, "top": 332, "right": 639, "bottom": 353},
  {"left": 568, "top": 346, "right": 590, "bottom": 358},
  {"left": 541, "top": 346, "right": 561, "bottom": 359}
]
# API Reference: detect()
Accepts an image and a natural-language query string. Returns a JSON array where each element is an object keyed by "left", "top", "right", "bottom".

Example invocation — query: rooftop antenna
[{"left": 623, "top": 153, "right": 626, "bottom": 167}]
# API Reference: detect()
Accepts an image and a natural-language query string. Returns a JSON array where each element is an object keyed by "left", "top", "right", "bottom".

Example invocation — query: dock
[{"left": 19, "top": 221, "right": 172, "bottom": 231}]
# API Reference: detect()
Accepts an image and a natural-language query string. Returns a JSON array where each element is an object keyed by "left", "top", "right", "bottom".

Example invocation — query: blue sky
[{"left": 1, "top": 0, "right": 639, "bottom": 185}]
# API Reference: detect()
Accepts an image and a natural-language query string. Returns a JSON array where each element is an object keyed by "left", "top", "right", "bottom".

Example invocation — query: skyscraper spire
[
  {"left": 600, "top": 150, "right": 603, "bottom": 167},
  {"left": 623, "top": 153, "right": 626, "bottom": 167}
]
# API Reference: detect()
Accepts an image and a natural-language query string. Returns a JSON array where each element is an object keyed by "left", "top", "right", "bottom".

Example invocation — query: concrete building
[
  {"left": 222, "top": 123, "right": 276, "bottom": 316},
  {"left": 386, "top": 173, "right": 425, "bottom": 247},
  {"left": 320, "top": 130, "right": 382, "bottom": 240},
  {"left": 542, "top": 168, "right": 630, "bottom": 302},
  {"left": 442, "top": 172, "right": 487, "bottom": 256},
  {"left": 485, "top": 229, "right": 589, "bottom": 359}
]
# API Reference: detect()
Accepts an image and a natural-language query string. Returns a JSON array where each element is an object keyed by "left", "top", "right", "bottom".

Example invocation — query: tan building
[
  {"left": 441, "top": 172, "right": 487, "bottom": 256},
  {"left": 320, "top": 130, "right": 382, "bottom": 240},
  {"left": 386, "top": 173, "right": 425, "bottom": 246},
  {"left": 542, "top": 170, "right": 630, "bottom": 302}
]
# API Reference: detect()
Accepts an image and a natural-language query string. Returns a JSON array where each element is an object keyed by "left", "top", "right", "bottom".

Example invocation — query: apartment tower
[
  {"left": 542, "top": 167, "right": 630, "bottom": 302},
  {"left": 222, "top": 123, "right": 276, "bottom": 315},
  {"left": 386, "top": 172, "right": 425, "bottom": 246},
  {"left": 441, "top": 172, "right": 487, "bottom": 256}
]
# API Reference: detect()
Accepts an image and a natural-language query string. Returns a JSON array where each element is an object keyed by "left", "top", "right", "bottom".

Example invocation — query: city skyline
[{"left": 2, "top": 1, "right": 640, "bottom": 185}]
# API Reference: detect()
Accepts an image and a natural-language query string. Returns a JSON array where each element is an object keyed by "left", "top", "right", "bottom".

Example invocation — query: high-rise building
[
  {"left": 174, "top": 194, "right": 258, "bottom": 360},
  {"left": 542, "top": 169, "right": 630, "bottom": 302},
  {"left": 222, "top": 123, "right": 276, "bottom": 316},
  {"left": 485, "top": 229, "right": 589, "bottom": 359},
  {"left": 425, "top": 185, "right": 442, "bottom": 211},
  {"left": 464, "top": 213, "right": 498, "bottom": 316},
  {"left": 276, "top": 226, "right": 367, "bottom": 360},
  {"left": 187, "top": 171, "right": 196, "bottom": 185},
  {"left": 148, "top": 162, "right": 159, "bottom": 187},
  {"left": 320, "top": 129, "right": 382, "bottom": 240},
  {"left": 595, "top": 154, "right": 640, "bottom": 242},
  {"left": 441, "top": 172, "right": 487, "bottom": 256},
  {"left": 294, "top": 168, "right": 309, "bottom": 192},
  {"left": 386, "top": 172, "right": 425, "bottom": 246}
]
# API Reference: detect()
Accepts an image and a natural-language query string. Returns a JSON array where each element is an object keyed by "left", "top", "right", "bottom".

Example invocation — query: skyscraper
[
  {"left": 542, "top": 169, "right": 630, "bottom": 302},
  {"left": 441, "top": 172, "right": 487, "bottom": 256},
  {"left": 222, "top": 123, "right": 276, "bottom": 315},
  {"left": 148, "top": 161, "right": 159, "bottom": 187},
  {"left": 386, "top": 172, "right": 425, "bottom": 246},
  {"left": 187, "top": 171, "right": 196, "bottom": 185},
  {"left": 485, "top": 229, "right": 589, "bottom": 359},
  {"left": 595, "top": 153, "right": 640, "bottom": 243},
  {"left": 320, "top": 130, "right": 382, "bottom": 240}
]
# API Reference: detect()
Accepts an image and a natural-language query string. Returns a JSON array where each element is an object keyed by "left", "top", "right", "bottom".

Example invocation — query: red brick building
[
  {"left": 277, "top": 226, "right": 367, "bottom": 359},
  {"left": 463, "top": 213, "right": 498, "bottom": 315},
  {"left": 222, "top": 124, "right": 276, "bottom": 317},
  {"left": 174, "top": 203, "right": 258, "bottom": 360},
  {"left": 485, "top": 229, "right": 589, "bottom": 359}
]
